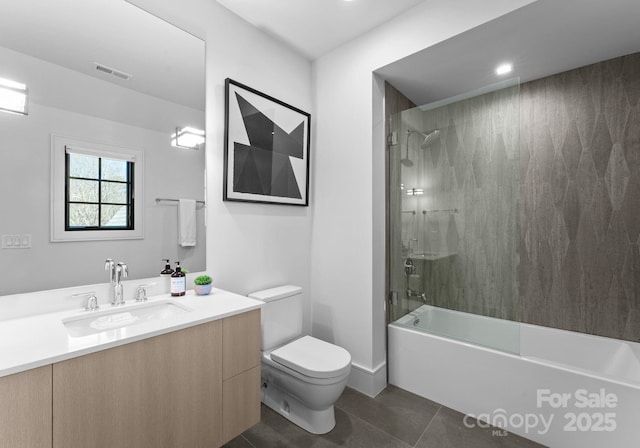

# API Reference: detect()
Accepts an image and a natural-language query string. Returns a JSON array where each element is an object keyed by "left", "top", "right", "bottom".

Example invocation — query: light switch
[
  {"left": 2, "top": 235, "right": 13, "bottom": 247},
  {"left": 21, "top": 234, "right": 31, "bottom": 248},
  {"left": 2, "top": 234, "right": 32, "bottom": 249}
]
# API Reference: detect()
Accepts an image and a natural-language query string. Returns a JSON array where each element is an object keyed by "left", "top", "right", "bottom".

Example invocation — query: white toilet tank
[{"left": 248, "top": 285, "right": 303, "bottom": 351}]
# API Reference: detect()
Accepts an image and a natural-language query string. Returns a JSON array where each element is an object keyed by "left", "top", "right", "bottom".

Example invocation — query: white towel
[{"left": 178, "top": 199, "right": 196, "bottom": 247}]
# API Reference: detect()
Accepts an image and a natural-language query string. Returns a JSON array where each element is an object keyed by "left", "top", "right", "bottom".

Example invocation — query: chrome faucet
[
  {"left": 105, "top": 259, "right": 116, "bottom": 304},
  {"left": 113, "top": 262, "right": 128, "bottom": 306}
]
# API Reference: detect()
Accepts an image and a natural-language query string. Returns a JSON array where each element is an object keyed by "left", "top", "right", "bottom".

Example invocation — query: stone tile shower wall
[
  {"left": 395, "top": 51, "right": 640, "bottom": 342},
  {"left": 520, "top": 51, "right": 640, "bottom": 341}
]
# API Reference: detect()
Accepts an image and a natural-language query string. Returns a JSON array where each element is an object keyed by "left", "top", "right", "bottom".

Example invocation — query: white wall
[
  {"left": 127, "top": 0, "right": 314, "bottom": 331},
  {"left": 311, "top": 0, "right": 538, "bottom": 396}
]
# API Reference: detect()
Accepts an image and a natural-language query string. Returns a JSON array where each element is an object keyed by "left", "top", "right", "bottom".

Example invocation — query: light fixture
[
  {"left": 495, "top": 63, "right": 513, "bottom": 76},
  {"left": 171, "top": 126, "right": 205, "bottom": 149},
  {"left": 406, "top": 188, "right": 424, "bottom": 196},
  {"left": 0, "top": 77, "right": 28, "bottom": 115}
]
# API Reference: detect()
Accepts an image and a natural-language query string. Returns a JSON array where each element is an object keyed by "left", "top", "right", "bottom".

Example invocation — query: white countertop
[{"left": 0, "top": 288, "right": 262, "bottom": 378}]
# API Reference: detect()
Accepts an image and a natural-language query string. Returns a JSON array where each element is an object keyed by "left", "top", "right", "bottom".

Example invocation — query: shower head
[
  {"left": 401, "top": 128, "right": 440, "bottom": 167},
  {"left": 408, "top": 129, "right": 441, "bottom": 149},
  {"left": 401, "top": 157, "right": 414, "bottom": 167},
  {"left": 420, "top": 129, "right": 441, "bottom": 149}
]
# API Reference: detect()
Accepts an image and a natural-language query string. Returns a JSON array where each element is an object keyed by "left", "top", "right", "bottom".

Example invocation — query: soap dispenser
[
  {"left": 161, "top": 259, "right": 175, "bottom": 293},
  {"left": 170, "top": 261, "right": 186, "bottom": 297},
  {"left": 160, "top": 259, "right": 174, "bottom": 276}
]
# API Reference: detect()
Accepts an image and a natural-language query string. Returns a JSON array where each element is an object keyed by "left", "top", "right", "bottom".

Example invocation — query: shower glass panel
[{"left": 389, "top": 80, "right": 521, "bottom": 354}]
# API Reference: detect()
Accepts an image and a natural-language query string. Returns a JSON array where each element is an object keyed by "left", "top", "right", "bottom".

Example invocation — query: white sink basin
[{"left": 62, "top": 299, "right": 192, "bottom": 337}]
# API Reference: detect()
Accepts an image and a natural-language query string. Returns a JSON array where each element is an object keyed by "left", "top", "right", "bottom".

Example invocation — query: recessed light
[{"left": 495, "top": 63, "right": 513, "bottom": 76}]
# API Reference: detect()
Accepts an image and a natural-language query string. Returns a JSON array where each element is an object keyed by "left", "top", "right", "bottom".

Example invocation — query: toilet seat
[{"left": 270, "top": 336, "right": 351, "bottom": 379}]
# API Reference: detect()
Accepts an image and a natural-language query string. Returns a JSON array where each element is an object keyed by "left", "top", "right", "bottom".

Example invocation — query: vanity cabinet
[
  {"left": 50, "top": 309, "right": 261, "bottom": 448},
  {"left": 53, "top": 321, "right": 223, "bottom": 448},
  {"left": 0, "top": 365, "right": 52, "bottom": 448}
]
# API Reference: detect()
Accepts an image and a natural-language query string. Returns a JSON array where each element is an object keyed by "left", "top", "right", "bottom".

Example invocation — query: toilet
[{"left": 248, "top": 285, "right": 351, "bottom": 434}]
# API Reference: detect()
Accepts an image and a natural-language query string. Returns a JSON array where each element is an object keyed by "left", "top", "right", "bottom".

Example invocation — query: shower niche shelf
[{"left": 405, "top": 252, "right": 457, "bottom": 261}]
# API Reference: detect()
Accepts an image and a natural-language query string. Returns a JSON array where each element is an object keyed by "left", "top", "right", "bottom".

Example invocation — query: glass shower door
[{"left": 388, "top": 80, "right": 521, "bottom": 354}]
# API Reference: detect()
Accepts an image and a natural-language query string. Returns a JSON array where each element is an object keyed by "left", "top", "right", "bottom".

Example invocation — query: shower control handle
[
  {"left": 407, "top": 288, "right": 427, "bottom": 302},
  {"left": 404, "top": 258, "right": 416, "bottom": 275}
]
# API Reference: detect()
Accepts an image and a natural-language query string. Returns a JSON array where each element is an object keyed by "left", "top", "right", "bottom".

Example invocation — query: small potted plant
[{"left": 194, "top": 275, "right": 212, "bottom": 295}]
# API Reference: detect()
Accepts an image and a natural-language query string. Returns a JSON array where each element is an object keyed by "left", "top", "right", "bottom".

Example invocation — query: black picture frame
[{"left": 223, "top": 78, "right": 311, "bottom": 206}]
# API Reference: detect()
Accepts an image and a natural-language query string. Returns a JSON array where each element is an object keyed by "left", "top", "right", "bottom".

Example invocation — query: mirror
[{"left": 0, "top": 0, "right": 206, "bottom": 295}]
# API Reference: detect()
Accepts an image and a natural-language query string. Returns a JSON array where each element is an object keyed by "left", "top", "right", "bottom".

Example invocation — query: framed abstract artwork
[{"left": 223, "top": 78, "right": 311, "bottom": 206}]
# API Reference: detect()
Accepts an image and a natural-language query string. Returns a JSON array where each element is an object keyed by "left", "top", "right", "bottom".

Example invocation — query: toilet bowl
[{"left": 248, "top": 286, "right": 351, "bottom": 434}]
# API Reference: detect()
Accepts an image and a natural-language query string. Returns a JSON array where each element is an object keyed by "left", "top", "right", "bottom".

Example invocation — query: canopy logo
[
  {"left": 463, "top": 408, "right": 553, "bottom": 435},
  {"left": 463, "top": 388, "right": 618, "bottom": 435}
]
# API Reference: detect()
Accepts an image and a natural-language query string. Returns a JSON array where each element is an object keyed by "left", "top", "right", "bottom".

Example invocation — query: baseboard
[{"left": 347, "top": 361, "right": 387, "bottom": 397}]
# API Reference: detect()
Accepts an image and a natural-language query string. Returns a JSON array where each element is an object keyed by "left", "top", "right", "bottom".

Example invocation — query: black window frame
[{"left": 64, "top": 152, "right": 135, "bottom": 231}]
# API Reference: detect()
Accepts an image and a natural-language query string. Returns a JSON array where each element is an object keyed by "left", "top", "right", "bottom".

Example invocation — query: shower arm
[
  {"left": 405, "top": 129, "right": 419, "bottom": 158},
  {"left": 405, "top": 129, "right": 411, "bottom": 159}
]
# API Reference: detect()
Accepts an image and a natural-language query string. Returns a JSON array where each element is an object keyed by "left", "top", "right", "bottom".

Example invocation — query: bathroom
[{"left": 1, "top": 0, "right": 639, "bottom": 447}]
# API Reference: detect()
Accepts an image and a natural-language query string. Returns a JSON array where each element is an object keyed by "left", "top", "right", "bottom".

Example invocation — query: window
[
  {"left": 65, "top": 147, "right": 134, "bottom": 230},
  {"left": 51, "top": 135, "right": 144, "bottom": 242}
]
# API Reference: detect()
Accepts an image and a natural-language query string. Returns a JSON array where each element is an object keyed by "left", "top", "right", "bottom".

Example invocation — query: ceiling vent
[{"left": 94, "top": 63, "right": 132, "bottom": 81}]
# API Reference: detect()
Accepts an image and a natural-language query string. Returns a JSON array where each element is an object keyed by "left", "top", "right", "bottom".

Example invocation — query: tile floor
[{"left": 224, "top": 385, "right": 546, "bottom": 448}]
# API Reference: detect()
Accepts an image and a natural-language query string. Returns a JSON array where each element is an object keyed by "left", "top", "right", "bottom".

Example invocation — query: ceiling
[
  {"left": 0, "top": 0, "right": 204, "bottom": 110},
  {"left": 215, "top": 0, "right": 640, "bottom": 108},
  {"left": 5, "top": 0, "right": 637, "bottom": 111},
  {"left": 215, "top": 0, "right": 427, "bottom": 60},
  {"left": 377, "top": 0, "right": 640, "bottom": 106}
]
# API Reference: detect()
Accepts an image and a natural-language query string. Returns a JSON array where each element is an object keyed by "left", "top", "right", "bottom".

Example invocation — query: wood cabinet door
[
  {"left": 222, "top": 309, "right": 261, "bottom": 379},
  {"left": 221, "top": 309, "right": 261, "bottom": 443},
  {"left": 0, "top": 365, "right": 52, "bottom": 448},
  {"left": 222, "top": 366, "right": 261, "bottom": 444},
  {"left": 53, "top": 321, "right": 222, "bottom": 448}
]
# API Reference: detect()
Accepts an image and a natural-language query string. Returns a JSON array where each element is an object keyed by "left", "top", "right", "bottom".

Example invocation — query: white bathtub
[{"left": 388, "top": 305, "right": 640, "bottom": 448}]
